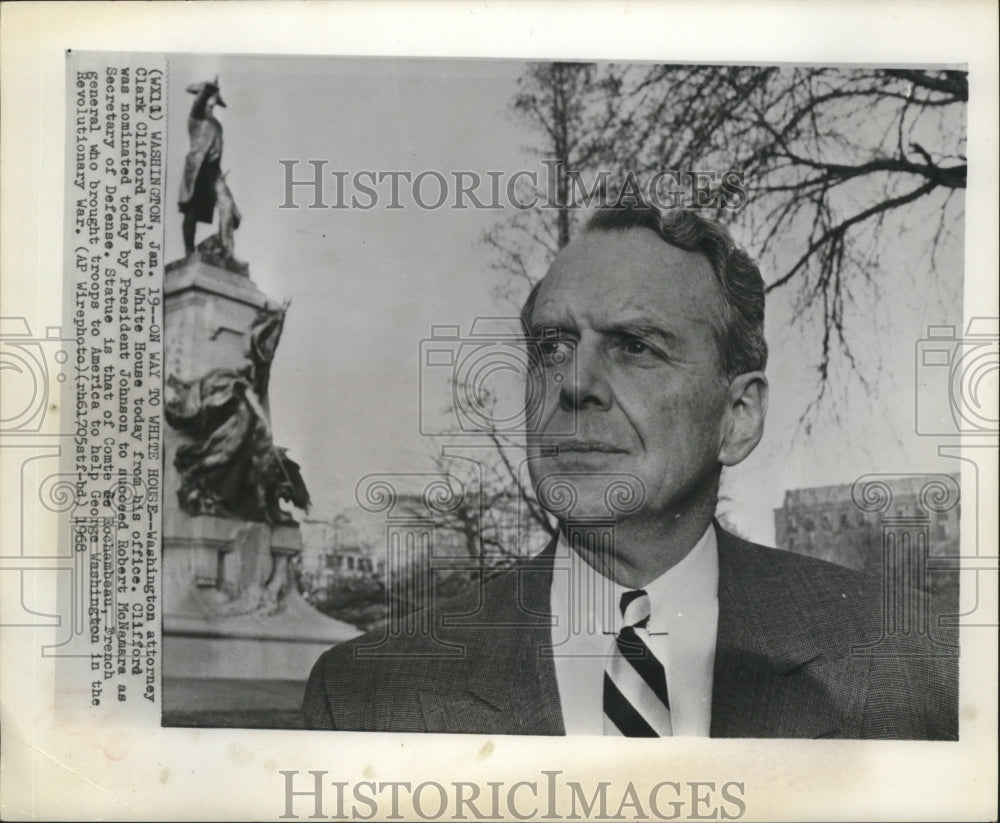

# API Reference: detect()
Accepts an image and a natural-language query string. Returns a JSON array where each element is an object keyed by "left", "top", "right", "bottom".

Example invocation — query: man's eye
[
  {"left": 537, "top": 340, "right": 567, "bottom": 362},
  {"left": 622, "top": 339, "right": 650, "bottom": 356}
]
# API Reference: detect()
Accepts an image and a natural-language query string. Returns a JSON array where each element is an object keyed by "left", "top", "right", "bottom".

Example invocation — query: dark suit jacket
[{"left": 302, "top": 527, "right": 958, "bottom": 739}]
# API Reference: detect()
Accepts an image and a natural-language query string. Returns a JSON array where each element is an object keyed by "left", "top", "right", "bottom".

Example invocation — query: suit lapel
[
  {"left": 388, "top": 527, "right": 865, "bottom": 738},
  {"left": 415, "top": 542, "right": 565, "bottom": 735},
  {"left": 711, "top": 526, "right": 861, "bottom": 738}
]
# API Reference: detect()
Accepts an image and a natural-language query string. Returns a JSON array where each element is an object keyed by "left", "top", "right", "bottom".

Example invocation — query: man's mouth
[{"left": 554, "top": 439, "right": 628, "bottom": 454}]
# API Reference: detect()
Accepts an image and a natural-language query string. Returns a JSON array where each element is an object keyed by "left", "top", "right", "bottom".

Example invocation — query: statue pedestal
[
  {"left": 162, "top": 255, "right": 357, "bottom": 710},
  {"left": 165, "top": 254, "right": 275, "bottom": 381}
]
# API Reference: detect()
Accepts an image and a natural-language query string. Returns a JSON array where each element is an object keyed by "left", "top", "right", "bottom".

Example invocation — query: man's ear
[{"left": 718, "top": 371, "right": 768, "bottom": 467}]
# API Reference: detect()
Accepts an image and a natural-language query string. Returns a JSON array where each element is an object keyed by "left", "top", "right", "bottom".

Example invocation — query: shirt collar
[
  {"left": 550, "top": 523, "right": 718, "bottom": 635},
  {"left": 643, "top": 523, "right": 718, "bottom": 633}
]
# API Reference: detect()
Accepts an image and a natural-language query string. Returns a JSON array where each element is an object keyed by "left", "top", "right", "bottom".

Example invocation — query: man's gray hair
[{"left": 521, "top": 203, "right": 768, "bottom": 379}]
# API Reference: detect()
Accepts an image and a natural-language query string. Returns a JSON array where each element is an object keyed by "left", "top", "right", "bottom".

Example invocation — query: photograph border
[{"left": 1, "top": 2, "right": 997, "bottom": 821}]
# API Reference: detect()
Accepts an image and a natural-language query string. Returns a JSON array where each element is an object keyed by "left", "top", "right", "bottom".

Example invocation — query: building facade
[{"left": 773, "top": 473, "right": 961, "bottom": 603}]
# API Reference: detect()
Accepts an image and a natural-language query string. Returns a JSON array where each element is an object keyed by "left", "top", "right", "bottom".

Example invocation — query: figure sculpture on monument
[
  {"left": 178, "top": 77, "right": 244, "bottom": 270},
  {"left": 160, "top": 75, "right": 356, "bottom": 700},
  {"left": 165, "top": 304, "right": 311, "bottom": 525}
]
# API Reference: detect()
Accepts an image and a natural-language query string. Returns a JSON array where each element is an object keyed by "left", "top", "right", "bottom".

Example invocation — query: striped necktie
[{"left": 603, "top": 589, "right": 672, "bottom": 736}]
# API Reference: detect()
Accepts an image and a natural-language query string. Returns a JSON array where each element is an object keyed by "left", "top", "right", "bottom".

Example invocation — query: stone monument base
[
  {"left": 163, "top": 511, "right": 358, "bottom": 682},
  {"left": 164, "top": 587, "right": 354, "bottom": 681},
  {"left": 162, "top": 252, "right": 355, "bottom": 723}
]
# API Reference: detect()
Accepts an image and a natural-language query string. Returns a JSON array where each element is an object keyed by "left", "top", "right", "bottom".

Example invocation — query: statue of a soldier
[{"left": 178, "top": 78, "right": 242, "bottom": 264}]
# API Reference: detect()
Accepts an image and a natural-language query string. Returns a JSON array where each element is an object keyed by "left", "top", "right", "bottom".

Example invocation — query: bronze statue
[
  {"left": 165, "top": 304, "right": 310, "bottom": 524},
  {"left": 178, "top": 78, "right": 243, "bottom": 265}
]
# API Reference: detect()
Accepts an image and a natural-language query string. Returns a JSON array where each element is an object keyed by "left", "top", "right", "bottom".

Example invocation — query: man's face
[{"left": 525, "top": 227, "right": 735, "bottom": 526}]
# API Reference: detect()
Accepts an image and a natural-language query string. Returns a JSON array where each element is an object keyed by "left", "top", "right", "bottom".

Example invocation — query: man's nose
[{"left": 559, "top": 340, "right": 611, "bottom": 411}]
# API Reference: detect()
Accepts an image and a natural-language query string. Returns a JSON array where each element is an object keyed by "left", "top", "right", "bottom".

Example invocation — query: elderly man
[{"left": 303, "top": 204, "right": 957, "bottom": 739}]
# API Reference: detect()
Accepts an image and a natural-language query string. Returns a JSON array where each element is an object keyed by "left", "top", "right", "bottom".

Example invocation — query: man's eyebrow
[
  {"left": 525, "top": 319, "right": 574, "bottom": 338},
  {"left": 601, "top": 320, "right": 680, "bottom": 347}
]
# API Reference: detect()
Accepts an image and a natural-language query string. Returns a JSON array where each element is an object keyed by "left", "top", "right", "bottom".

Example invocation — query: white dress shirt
[{"left": 548, "top": 525, "right": 719, "bottom": 736}]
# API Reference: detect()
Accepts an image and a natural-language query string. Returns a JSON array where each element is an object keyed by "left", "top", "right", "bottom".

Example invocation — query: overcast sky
[{"left": 164, "top": 54, "right": 964, "bottom": 545}]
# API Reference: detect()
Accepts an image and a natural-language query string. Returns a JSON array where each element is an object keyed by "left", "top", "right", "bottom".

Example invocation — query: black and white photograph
[
  {"left": 156, "top": 54, "right": 968, "bottom": 739},
  {"left": 1, "top": 2, "right": 997, "bottom": 821}
]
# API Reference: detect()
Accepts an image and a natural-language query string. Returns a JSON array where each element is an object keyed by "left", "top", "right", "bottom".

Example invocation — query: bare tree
[
  {"left": 599, "top": 65, "right": 967, "bottom": 412},
  {"left": 424, "top": 66, "right": 620, "bottom": 563},
  {"left": 487, "top": 63, "right": 965, "bottom": 423},
  {"left": 428, "top": 388, "right": 559, "bottom": 568},
  {"left": 428, "top": 64, "right": 624, "bottom": 562},
  {"left": 485, "top": 62, "right": 625, "bottom": 309}
]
